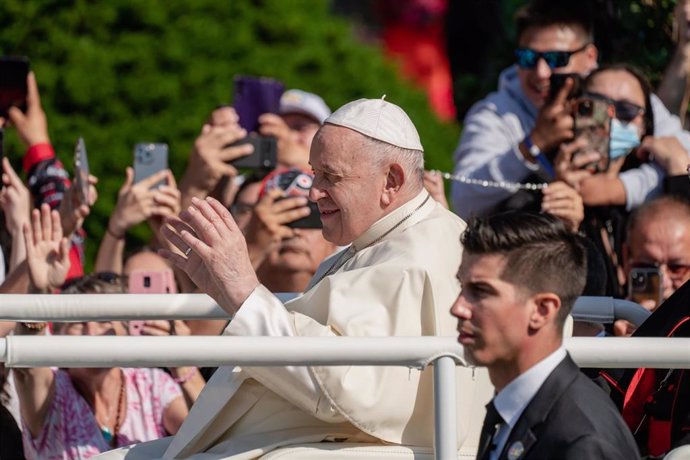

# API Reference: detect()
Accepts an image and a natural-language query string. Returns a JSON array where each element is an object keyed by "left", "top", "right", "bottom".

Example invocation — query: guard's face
[
  {"left": 451, "top": 253, "right": 532, "bottom": 368},
  {"left": 309, "top": 125, "right": 387, "bottom": 245}
]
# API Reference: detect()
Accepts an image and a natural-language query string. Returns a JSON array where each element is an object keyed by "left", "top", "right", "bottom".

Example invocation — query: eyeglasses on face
[
  {"left": 515, "top": 43, "right": 590, "bottom": 70},
  {"left": 632, "top": 262, "right": 690, "bottom": 281},
  {"left": 583, "top": 92, "right": 645, "bottom": 123}
]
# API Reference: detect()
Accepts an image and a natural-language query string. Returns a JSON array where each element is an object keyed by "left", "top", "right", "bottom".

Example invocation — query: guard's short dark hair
[
  {"left": 461, "top": 212, "right": 587, "bottom": 327},
  {"left": 515, "top": 0, "right": 594, "bottom": 44}
]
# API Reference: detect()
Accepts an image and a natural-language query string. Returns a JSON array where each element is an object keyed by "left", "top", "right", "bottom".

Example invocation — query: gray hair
[{"left": 359, "top": 135, "right": 424, "bottom": 187}]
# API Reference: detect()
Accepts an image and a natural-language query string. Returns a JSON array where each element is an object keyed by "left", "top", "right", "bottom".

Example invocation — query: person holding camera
[
  {"left": 179, "top": 89, "right": 331, "bottom": 214},
  {"left": 451, "top": 1, "right": 690, "bottom": 219},
  {"left": 246, "top": 168, "right": 336, "bottom": 293},
  {"left": 552, "top": 64, "right": 690, "bottom": 297}
]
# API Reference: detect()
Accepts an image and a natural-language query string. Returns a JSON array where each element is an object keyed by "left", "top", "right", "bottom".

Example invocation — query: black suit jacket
[{"left": 493, "top": 354, "right": 640, "bottom": 460}]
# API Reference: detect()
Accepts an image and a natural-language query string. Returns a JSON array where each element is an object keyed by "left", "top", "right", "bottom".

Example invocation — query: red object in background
[{"left": 377, "top": 0, "right": 455, "bottom": 121}]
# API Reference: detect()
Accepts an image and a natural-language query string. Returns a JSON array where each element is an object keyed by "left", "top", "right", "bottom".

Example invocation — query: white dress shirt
[{"left": 489, "top": 347, "right": 567, "bottom": 460}]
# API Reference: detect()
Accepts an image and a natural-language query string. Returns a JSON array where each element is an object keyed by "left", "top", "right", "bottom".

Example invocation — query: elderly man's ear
[{"left": 381, "top": 163, "right": 405, "bottom": 206}]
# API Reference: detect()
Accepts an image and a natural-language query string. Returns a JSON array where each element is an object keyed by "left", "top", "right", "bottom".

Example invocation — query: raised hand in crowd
[
  {"left": 95, "top": 168, "right": 180, "bottom": 274},
  {"left": 553, "top": 136, "right": 627, "bottom": 207},
  {"left": 553, "top": 137, "right": 598, "bottom": 191},
  {"left": 637, "top": 135, "right": 690, "bottom": 176},
  {"left": 0, "top": 157, "right": 31, "bottom": 271},
  {"left": 258, "top": 113, "right": 310, "bottom": 168},
  {"left": 58, "top": 173, "right": 98, "bottom": 239},
  {"left": 525, "top": 79, "right": 575, "bottom": 157},
  {"left": 4, "top": 72, "right": 49, "bottom": 145},
  {"left": 657, "top": 0, "right": 690, "bottom": 123},
  {"left": 243, "top": 188, "right": 310, "bottom": 269},
  {"left": 423, "top": 170, "right": 449, "bottom": 209},
  {"left": 23, "top": 204, "right": 70, "bottom": 292},
  {"left": 541, "top": 181, "right": 584, "bottom": 233},
  {"left": 179, "top": 106, "right": 253, "bottom": 210}
]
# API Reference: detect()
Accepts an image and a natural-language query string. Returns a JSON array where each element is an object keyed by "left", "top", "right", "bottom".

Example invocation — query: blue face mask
[{"left": 609, "top": 118, "right": 641, "bottom": 160}]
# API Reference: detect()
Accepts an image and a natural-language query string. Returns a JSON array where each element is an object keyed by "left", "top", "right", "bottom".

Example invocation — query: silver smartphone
[
  {"left": 133, "top": 143, "right": 168, "bottom": 189},
  {"left": 73, "top": 137, "right": 90, "bottom": 205}
]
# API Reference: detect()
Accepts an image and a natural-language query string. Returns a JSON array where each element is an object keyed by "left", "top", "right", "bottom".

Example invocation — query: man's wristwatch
[{"left": 523, "top": 135, "right": 541, "bottom": 158}]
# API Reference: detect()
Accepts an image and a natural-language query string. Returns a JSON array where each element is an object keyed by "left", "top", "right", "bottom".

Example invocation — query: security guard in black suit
[{"left": 451, "top": 212, "right": 639, "bottom": 460}]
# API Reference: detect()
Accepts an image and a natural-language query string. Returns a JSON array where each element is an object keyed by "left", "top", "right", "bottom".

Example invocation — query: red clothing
[{"left": 23, "top": 143, "right": 84, "bottom": 279}]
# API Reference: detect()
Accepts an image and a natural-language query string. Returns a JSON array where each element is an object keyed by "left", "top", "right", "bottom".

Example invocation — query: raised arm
[{"left": 13, "top": 204, "right": 70, "bottom": 438}]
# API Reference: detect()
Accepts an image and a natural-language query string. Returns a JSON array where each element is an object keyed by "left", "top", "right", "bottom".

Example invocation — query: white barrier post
[{"left": 434, "top": 356, "right": 458, "bottom": 460}]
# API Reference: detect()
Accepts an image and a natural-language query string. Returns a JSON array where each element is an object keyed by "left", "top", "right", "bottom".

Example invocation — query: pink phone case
[{"left": 127, "top": 270, "right": 177, "bottom": 336}]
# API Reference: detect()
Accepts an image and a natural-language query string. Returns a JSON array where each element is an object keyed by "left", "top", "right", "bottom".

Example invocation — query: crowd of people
[{"left": 0, "top": 0, "right": 689, "bottom": 459}]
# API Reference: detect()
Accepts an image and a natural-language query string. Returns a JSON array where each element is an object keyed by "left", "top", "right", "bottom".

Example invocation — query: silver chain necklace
[{"left": 435, "top": 171, "right": 548, "bottom": 191}]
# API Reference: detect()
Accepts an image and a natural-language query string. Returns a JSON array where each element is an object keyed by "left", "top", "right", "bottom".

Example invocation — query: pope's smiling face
[{"left": 308, "top": 125, "right": 388, "bottom": 246}]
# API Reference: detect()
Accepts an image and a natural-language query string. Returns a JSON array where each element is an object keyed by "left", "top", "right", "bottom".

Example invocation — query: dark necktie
[{"left": 477, "top": 400, "right": 504, "bottom": 460}]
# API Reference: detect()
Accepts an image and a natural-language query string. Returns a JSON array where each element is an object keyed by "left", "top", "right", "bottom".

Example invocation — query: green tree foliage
[{"left": 0, "top": 0, "right": 459, "bottom": 268}]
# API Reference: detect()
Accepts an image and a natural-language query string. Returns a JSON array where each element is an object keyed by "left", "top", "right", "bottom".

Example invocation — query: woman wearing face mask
[
  {"left": 555, "top": 63, "right": 690, "bottom": 207},
  {"left": 555, "top": 63, "right": 689, "bottom": 297}
]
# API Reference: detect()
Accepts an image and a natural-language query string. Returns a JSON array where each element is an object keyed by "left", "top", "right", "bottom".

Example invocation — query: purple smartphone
[{"left": 233, "top": 76, "right": 284, "bottom": 133}]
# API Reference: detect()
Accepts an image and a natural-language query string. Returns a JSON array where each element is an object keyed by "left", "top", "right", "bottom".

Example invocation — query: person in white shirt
[{"left": 98, "top": 98, "right": 493, "bottom": 459}]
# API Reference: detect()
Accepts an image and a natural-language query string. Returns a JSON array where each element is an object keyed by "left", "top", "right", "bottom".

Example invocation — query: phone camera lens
[
  {"left": 631, "top": 272, "right": 647, "bottom": 289},
  {"left": 577, "top": 100, "right": 594, "bottom": 117}
]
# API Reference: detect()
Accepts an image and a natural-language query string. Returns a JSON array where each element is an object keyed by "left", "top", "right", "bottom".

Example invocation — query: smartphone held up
[
  {"left": 572, "top": 97, "right": 614, "bottom": 173},
  {"left": 73, "top": 137, "right": 91, "bottom": 206},
  {"left": 133, "top": 143, "right": 169, "bottom": 188},
  {"left": 0, "top": 56, "right": 29, "bottom": 119},
  {"left": 629, "top": 267, "right": 663, "bottom": 308},
  {"left": 228, "top": 75, "right": 283, "bottom": 171},
  {"left": 127, "top": 270, "right": 177, "bottom": 336}
]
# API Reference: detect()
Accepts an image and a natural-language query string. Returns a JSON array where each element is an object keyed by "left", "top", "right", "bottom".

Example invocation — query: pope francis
[{"left": 98, "top": 98, "right": 492, "bottom": 459}]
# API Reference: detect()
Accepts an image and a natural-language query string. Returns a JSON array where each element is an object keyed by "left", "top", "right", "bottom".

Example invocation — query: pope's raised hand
[{"left": 161, "top": 196, "right": 259, "bottom": 314}]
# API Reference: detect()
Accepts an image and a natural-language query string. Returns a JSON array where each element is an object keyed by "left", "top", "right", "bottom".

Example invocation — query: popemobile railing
[{"left": 1, "top": 294, "right": 689, "bottom": 460}]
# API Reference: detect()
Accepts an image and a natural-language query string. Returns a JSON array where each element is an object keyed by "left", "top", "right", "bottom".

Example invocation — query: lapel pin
[{"left": 507, "top": 441, "right": 525, "bottom": 460}]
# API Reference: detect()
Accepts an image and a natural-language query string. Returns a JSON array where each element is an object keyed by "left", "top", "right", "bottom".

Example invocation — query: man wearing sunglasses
[{"left": 451, "top": 1, "right": 690, "bottom": 219}]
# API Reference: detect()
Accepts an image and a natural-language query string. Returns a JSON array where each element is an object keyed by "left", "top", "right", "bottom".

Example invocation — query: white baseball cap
[
  {"left": 324, "top": 97, "right": 424, "bottom": 151},
  {"left": 280, "top": 89, "right": 331, "bottom": 124}
]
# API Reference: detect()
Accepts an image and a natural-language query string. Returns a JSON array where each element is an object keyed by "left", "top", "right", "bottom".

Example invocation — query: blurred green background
[{"left": 0, "top": 0, "right": 460, "bottom": 269}]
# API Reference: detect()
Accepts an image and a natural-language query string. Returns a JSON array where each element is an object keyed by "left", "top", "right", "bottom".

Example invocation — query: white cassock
[{"left": 98, "top": 191, "right": 493, "bottom": 459}]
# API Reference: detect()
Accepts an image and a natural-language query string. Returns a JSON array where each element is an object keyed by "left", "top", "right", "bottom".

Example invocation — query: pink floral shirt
[{"left": 22, "top": 368, "right": 182, "bottom": 460}]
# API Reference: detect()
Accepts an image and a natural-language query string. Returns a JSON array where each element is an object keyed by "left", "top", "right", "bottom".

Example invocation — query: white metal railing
[
  {"left": 3, "top": 336, "right": 690, "bottom": 369},
  {"left": 0, "top": 294, "right": 648, "bottom": 324},
  {"left": 4, "top": 336, "right": 690, "bottom": 460},
  {"left": 1, "top": 294, "right": 687, "bottom": 460}
]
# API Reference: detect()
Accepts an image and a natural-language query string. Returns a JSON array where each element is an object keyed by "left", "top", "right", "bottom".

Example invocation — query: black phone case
[
  {"left": 230, "top": 136, "right": 277, "bottom": 170},
  {"left": 0, "top": 57, "right": 29, "bottom": 118},
  {"left": 286, "top": 201, "right": 322, "bottom": 229}
]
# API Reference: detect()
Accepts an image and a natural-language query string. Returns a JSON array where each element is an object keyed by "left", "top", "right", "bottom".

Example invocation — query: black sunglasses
[
  {"left": 515, "top": 43, "right": 589, "bottom": 69},
  {"left": 583, "top": 92, "right": 645, "bottom": 123}
]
